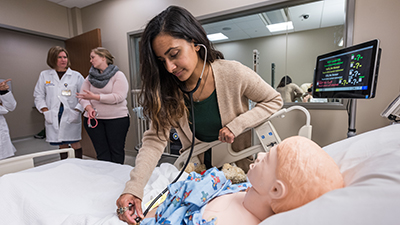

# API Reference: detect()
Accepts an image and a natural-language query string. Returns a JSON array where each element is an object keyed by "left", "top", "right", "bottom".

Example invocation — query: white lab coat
[
  {"left": 34, "top": 68, "right": 84, "bottom": 143},
  {"left": 0, "top": 91, "right": 17, "bottom": 159}
]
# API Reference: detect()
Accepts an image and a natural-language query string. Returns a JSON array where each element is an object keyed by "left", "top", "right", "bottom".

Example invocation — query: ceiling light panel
[
  {"left": 267, "top": 21, "right": 294, "bottom": 32},
  {"left": 207, "top": 33, "right": 228, "bottom": 41},
  {"left": 320, "top": 0, "right": 345, "bottom": 27},
  {"left": 264, "top": 9, "right": 288, "bottom": 24}
]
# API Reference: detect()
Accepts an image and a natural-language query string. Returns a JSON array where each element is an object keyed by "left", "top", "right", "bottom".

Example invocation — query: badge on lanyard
[{"left": 61, "top": 83, "right": 72, "bottom": 96}]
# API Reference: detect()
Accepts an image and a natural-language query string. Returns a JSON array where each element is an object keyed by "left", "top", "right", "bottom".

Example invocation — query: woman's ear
[
  {"left": 192, "top": 40, "right": 200, "bottom": 51},
  {"left": 269, "top": 180, "right": 287, "bottom": 200}
]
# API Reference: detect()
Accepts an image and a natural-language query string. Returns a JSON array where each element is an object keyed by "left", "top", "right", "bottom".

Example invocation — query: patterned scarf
[{"left": 88, "top": 64, "right": 119, "bottom": 88}]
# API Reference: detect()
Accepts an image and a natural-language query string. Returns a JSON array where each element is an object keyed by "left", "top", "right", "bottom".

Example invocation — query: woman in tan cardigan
[{"left": 117, "top": 6, "right": 283, "bottom": 224}]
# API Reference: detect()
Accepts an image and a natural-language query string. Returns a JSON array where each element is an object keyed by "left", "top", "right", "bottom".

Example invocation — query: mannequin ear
[{"left": 269, "top": 180, "right": 287, "bottom": 200}]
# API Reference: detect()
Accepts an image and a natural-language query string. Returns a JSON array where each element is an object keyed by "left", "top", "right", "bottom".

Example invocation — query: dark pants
[{"left": 84, "top": 116, "right": 130, "bottom": 164}]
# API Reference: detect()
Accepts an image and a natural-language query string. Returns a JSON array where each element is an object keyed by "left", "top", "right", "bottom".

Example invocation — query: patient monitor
[
  {"left": 313, "top": 39, "right": 382, "bottom": 137},
  {"left": 313, "top": 39, "right": 381, "bottom": 99}
]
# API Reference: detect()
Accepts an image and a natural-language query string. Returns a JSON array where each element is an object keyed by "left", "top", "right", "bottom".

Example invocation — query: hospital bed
[{"left": 1, "top": 126, "right": 400, "bottom": 225}]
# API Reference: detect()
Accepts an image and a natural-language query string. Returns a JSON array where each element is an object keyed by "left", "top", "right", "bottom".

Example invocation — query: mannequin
[{"left": 140, "top": 136, "right": 344, "bottom": 225}]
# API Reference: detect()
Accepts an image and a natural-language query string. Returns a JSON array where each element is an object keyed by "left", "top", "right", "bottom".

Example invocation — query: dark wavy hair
[
  {"left": 277, "top": 75, "right": 293, "bottom": 88},
  {"left": 139, "top": 5, "right": 224, "bottom": 138}
]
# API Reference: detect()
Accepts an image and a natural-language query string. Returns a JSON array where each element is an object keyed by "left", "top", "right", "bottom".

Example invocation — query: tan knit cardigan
[{"left": 123, "top": 59, "right": 283, "bottom": 199}]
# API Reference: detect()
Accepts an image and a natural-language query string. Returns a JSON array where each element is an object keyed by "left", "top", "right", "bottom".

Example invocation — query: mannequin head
[
  {"left": 247, "top": 136, "right": 344, "bottom": 216},
  {"left": 269, "top": 136, "right": 344, "bottom": 213}
]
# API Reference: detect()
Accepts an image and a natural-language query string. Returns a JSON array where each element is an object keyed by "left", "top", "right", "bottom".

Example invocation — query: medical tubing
[
  {"left": 137, "top": 92, "right": 197, "bottom": 223},
  {"left": 88, "top": 116, "right": 98, "bottom": 128}
]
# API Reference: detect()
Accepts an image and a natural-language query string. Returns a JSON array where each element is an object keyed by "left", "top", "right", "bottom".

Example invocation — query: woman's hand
[
  {"left": 219, "top": 127, "right": 235, "bottom": 143},
  {"left": 76, "top": 90, "right": 100, "bottom": 101},
  {"left": 116, "top": 194, "right": 144, "bottom": 224},
  {"left": 0, "top": 79, "right": 11, "bottom": 91},
  {"left": 41, "top": 107, "right": 49, "bottom": 112},
  {"left": 85, "top": 105, "right": 97, "bottom": 118}
]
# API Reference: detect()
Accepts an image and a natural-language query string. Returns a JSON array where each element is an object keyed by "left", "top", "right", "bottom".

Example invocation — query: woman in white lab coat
[
  {"left": 0, "top": 79, "right": 17, "bottom": 160},
  {"left": 34, "top": 46, "right": 84, "bottom": 158}
]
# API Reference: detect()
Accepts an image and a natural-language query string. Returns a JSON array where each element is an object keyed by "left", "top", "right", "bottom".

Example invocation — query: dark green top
[{"left": 187, "top": 90, "right": 222, "bottom": 142}]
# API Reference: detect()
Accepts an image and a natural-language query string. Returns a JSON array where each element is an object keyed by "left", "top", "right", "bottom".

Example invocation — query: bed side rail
[{"left": 0, "top": 148, "right": 75, "bottom": 176}]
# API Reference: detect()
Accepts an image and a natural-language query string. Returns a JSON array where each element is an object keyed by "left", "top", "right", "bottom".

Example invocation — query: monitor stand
[{"left": 348, "top": 99, "right": 357, "bottom": 137}]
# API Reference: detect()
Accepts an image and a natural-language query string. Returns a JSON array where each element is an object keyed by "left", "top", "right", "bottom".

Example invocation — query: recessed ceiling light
[
  {"left": 267, "top": 21, "right": 294, "bottom": 32},
  {"left": 207, "top": 33, "right": 229, "bottom": 41}
]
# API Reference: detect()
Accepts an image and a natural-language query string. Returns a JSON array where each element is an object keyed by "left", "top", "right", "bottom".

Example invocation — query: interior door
[{"left": 65, "top": 28, "right": 102, "bottom": 159}]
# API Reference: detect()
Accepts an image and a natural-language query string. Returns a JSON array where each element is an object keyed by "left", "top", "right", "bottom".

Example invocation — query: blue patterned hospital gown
[{"left": 141, "top": 167, "right": 250, "bottom": 225}]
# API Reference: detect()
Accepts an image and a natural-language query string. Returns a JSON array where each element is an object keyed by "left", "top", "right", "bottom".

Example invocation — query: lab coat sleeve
[
  {"left": 0, "top": 106, "right": 8, "bottom": 115},
  {"left": 33, "top": 72, "right": 47, "bottom": 113},
  {"left": 74, "top": 74, "right": 85, "bottom": 112},
  {"left": 0, "top": 92, "right": 17, "bottom": 114},
  {"left": 98, "top": 71, "right": 129, "bottom": 104}
]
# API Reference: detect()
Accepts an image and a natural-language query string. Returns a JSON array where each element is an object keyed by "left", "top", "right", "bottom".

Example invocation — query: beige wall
[
  {"left": 352, "top": 0, "right": 400, "bottom": 135},
  {"left": 0, "top": 0, "right": 72, "bottom": 38},
  {"left": 1, "top": 0, "right": 399, "bottom": 149},
  {"left": 0, "top": 28, "right": 65, "bottom": 138}
]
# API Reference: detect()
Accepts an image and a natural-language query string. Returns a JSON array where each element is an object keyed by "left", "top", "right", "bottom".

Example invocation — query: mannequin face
[
  {"left": 247, "top": 147, "right": 278, "bottom": 196},
  {"left": 152, "top": 34, "right": 202, "bottom": 83}
]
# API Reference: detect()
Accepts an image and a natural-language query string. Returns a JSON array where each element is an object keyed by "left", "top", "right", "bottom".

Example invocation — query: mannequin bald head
[
  {"left": 270, "top": 136, "right": 344, "bottom": 213},
  {"left": 206, "top": 136, "right": 344, "bottom": 224}
]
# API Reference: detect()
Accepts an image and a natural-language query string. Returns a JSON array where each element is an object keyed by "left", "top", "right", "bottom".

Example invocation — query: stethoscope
[
  {"left": 133, "top": 44, "right": 208, "bottom": 224},
  {"left": 87, "top": 108, "right": 98, "bottom": 129}
]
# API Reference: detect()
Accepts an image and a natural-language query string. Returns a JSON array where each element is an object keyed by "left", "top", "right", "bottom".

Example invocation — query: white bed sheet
[
  {"left": 260, "top": 124, "right": 400, "bottom": 225},
  {"left": 0, "top": 159, "right": 187, "bottom": 225}
]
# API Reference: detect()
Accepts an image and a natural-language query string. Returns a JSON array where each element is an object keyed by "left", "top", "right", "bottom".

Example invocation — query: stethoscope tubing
[{"left": 87, "top": 116, "right": 98, "bottom": 128}]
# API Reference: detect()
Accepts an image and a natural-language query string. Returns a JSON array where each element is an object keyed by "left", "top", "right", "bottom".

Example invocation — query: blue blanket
[{"left": 141, "top": 167, "right": 250, "bottom": 225}]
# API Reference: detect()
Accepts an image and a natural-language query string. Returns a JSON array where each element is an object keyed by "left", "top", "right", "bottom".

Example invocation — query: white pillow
[{"left": 260, "top": 124, "right": 400, "bottom": 225}]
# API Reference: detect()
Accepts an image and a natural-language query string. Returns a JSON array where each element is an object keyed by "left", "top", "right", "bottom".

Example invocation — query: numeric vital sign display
[{"left": 313, "top": 39, "right": 381, "bottom": 99}]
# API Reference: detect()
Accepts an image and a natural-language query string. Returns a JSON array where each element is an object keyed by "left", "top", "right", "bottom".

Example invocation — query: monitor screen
[{"left": 313, "top": 39, "right": 381, "bottom": 99}]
